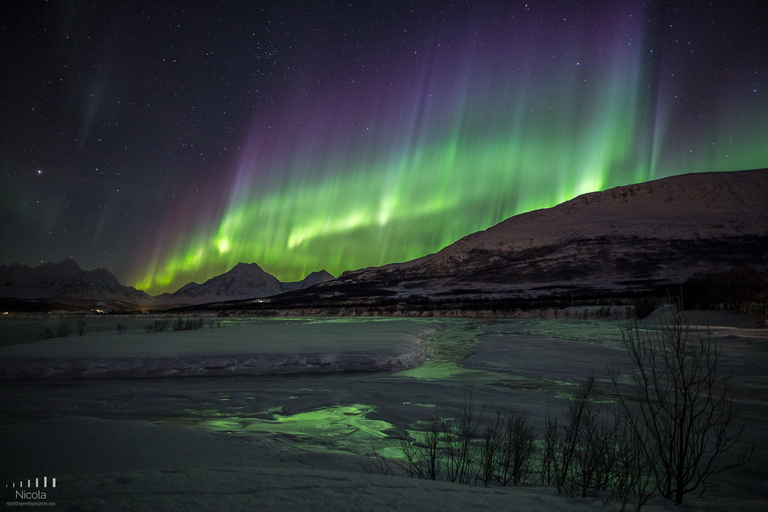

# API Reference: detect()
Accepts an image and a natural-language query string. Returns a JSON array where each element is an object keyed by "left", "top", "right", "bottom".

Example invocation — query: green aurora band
[{"left": 134, "top": 7, "right": 768, "bottom": 294}]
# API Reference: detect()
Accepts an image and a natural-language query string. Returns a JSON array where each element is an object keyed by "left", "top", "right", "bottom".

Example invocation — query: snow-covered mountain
[
  {"left": 282, "top": 270, "right": 336, "bottom": 292},
  {"left": 0, "top": 259, "right": 152, "bottom": 305},
  {"left": 0, "top": 258, "right": 336, "bottom": 310},
  {"left": 335, "top": 169, "right": 768, "bottom": 295},
  {"left": 163, "top": 262, "right": 284, "bottom": 306},
  {"left": 162, "top": 263, "right": 335, "bottom": 306}
]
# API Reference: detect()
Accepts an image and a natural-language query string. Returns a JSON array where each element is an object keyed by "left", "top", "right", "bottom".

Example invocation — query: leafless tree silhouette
[{"left": 611, "top": 300, "right": 753, "bottom": 505}]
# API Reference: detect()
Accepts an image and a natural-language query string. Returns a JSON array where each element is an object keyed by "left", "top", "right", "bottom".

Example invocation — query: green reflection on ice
[
  {"left": 394, "top": 321, "right": 485, "bottom": 380},
  {"left": 177, "top": 404, "right": 393, "bottom": 455},
  {"left": 397, "top": 361, "right": 482, "bottom": 380}
]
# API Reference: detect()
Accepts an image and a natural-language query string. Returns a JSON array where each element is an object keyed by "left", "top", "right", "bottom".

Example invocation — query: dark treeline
[{"left": 683, "top": 267, "right": 768, "bottom": 322}]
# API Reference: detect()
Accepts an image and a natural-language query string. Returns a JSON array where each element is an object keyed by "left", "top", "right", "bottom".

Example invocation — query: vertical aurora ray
[{"left": 133, "top": 3, "right": 768, "bottom": 294}]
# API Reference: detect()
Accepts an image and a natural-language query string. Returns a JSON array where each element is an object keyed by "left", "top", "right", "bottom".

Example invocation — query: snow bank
[
  {"left": 50, "top": 467, "right": 646, "bottom": 512},
  {"left": 0, "top": 319, "right": 429, "bottom": 378}
]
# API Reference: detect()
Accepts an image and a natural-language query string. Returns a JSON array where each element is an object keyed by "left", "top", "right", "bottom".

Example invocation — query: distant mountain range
[
  {"left": 0, "top": 260, "right": 334, "bottom": 311},
  {"left": 0, "top": 259, "right": 151, "bottom": 309},
  {"left": 2, "top": 168, "right": 766, "bottom": 312},
  {"left": 160, "top": 263, "right": 335, "bottom": 306}
]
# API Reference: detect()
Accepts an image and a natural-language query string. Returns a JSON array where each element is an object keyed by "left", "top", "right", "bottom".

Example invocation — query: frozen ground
[
  {"left": 0, "top": 312, "right": 765, "bottom": 511},
  {"left": 0, "top": 317, "right": 428, "bottom": 377}
]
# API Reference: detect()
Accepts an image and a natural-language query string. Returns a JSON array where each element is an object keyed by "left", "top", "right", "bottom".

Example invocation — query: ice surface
[{"left": 0, "top": 317, "right": 429, "bottom": 378}]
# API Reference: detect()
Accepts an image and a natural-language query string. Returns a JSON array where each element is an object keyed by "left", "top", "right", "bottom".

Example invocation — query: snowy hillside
[
  {"left": 338, "top": 169, "right": 768, "bottom": 294},
  {"left": 440, "top": 168, "right": 767, "bottom": 252}
]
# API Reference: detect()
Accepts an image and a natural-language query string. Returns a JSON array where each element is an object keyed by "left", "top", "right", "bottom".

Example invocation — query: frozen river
[{"left": 1, "top": 314, "right": 766, "bottom": 510}]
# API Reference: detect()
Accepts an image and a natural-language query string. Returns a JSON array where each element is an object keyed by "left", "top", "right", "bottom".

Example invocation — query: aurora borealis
[{"left": 2, "top": 1, "right": 767, "bottom": 295}]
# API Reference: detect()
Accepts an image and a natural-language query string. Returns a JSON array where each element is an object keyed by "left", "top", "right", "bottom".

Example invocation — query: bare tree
[
  {"left": 544, "top": 375, "right": 595, "bottom": 495},
  {"left": 367, "top": 441, "right": 397, "bottom": 476},
  {"left": 478, "top": 411, "right": 503, "bottom": 486},
  {"left": 496, "top": 414, "right": 537, "bottom": 486},
  {"left": 611, "top": 300, "right": 753, "bottom": 505},
  {"left": 612, "top": 413, "right": 655, "bottom": 512},
  {"left": 399, "top": 412, "right": 443, "bottom": 480},
  {"left": 57, "top": 320, "right": 69, "bottom": 337},
  {"left": 544, "top": 374, "right": 619, "bottom": 497},
  {"left": 443, "top": 395, "right": 483, "bottom": 485}
]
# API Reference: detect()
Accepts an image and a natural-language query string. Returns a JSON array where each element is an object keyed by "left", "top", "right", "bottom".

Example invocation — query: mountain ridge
[
  {"left": 0, "top": 259, "right": 151, "bottom": 305},
  {"left": 334, "top": 169, "right": 768, "bottom": 295},
  {"left": 0, "top": 260, "right": 336, "bottom": 310},
  {"left": 163, "top": 263, "right": 336, "bottom": 306}
]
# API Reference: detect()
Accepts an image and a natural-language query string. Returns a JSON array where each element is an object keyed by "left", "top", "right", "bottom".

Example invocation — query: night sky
[{"left": 2, "top": 1, "right": 766, "bottom": 295}]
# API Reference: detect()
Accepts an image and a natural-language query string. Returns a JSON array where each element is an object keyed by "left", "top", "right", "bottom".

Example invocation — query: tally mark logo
[
  {"left": 6, "top": 476, "right": 56, "bottom": 489},
  {"left": 5, "top": 476, "right": 57, "bottom": 502}
]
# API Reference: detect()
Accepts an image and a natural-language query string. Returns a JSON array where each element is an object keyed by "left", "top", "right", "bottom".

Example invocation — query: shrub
[
  {"left": 541, "top": 375, "right": 658, "bottom": 509},
  {"left": 367, "top": 441, "right": 397, "bottom": 476},
  {"left": 611, "top": 414, "right": 655, "bottom": 510},
  {"left": 400, "top": 412, "right": 444, "bottom": 481},
  {"left": 172, "top": 317, "right": 205, "bottom": 331},
  {"left": 145, "top": 318, "right": 204, "bottom": 333},
  {"left": 632, "top": 297, "right": 658, "bottom": 319},
  {"left": 391, "top": 397, "right": 538, "bottom": 489},
  {"left": 444, "top": 396, "right": 483, "bottom": 485},
  {"left": 478, "top": 411, "right": 504, "bottom": 486},
  {"left": 544, "top": 375, "right": 610, "bottom": 496},
  {"left": 57, "top": 321, "right": 69, "bottom": 337},
  {"left": 496, "top": 414, "right": 537, "bottom": 486}
]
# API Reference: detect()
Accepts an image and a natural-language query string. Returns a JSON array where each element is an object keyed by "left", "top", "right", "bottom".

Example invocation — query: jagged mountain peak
[
  {"left": 156, "top": 264, "right": 335, "bottom": 306},
  {"left": 52, "top": 258, "right": 81, "bottom": 271},
  {"left": 0, "top": 259, "right": 151, "bottom": 304},
  {"left": 166, "top": 262, "right": 283, "bottom": 305},
  {"left": 229, "top": 261, "right": 265, "bottom": 273},
  {"left": 282, "top": 269, "right": 336, "bottom": 292},
  {"left": 304, "top": 269, "right": 335, "bottom": 282}
]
